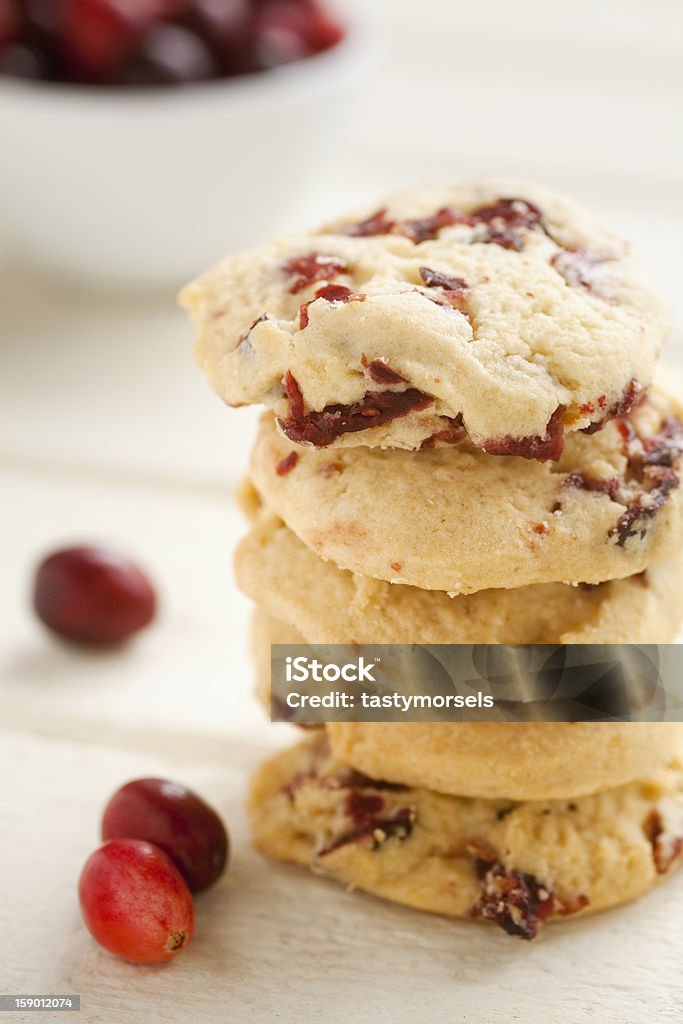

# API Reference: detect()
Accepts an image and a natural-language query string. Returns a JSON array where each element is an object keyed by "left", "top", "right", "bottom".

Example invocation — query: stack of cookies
[{"left": 182, "top": 179, "right": 683, "bottom": 939}]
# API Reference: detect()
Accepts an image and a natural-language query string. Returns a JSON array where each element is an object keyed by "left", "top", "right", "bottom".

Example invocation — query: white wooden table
[{"left": 1, "top": 1, "right": 683, "bottom": 1020}]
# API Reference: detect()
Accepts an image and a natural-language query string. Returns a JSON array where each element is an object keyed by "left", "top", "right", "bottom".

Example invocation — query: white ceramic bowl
[{"left": 0, "top": 9, "right": 374, "bottom": 289}]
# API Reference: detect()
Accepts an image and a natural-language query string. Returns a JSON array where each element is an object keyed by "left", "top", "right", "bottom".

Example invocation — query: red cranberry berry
[
  {"left": 79, "top": 839, "right": 195, "bottom": 964},
  {"left": 33, "top": 545, "right": 157, "bottom": 645},
  {"left": 300, "top": 2, "right": 344, "bottom": 52},
  {"left": 181, "top": 0, "right": 257, "bottom": 75},
  {"left": 60, "top": 0, "right": 172, "bottom": 81},
  {"left": 102, "top": 778, "right": 229, "bottom": 892},
  {"left": 0, "top": 41, "right": 50, "bottom": 77},
  {"left": 0, "top": 0, "right": 18, "bottom": 46},
  {"left": 18, "top": 0, "right": 63, "bottom": 37},
  {"left": 254, "top": 1, "right": 313, "bottom": 69},
  {"left": 119, "top": 22, "right": 217, "bottom": 84}
]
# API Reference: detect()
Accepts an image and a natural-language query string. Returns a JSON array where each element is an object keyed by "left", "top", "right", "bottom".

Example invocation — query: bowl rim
[{"left": 0, "top": 4, "right": 376, "bottom": 110}]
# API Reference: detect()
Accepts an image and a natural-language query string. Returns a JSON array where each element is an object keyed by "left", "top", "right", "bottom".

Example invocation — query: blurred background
[{"left": 1, "top": 2, "right": 682, "bottom": 1012}]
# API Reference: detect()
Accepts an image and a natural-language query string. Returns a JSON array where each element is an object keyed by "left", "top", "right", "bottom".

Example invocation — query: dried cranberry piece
[
  {"left": 419, "top": 266, "right": 469, "bottom": 314},
  {"left": 400, "top": 207, "right": 468, "bottom": 244},
  {"left": 365, "top": 359, "right": 407, "bottom": 385},
  {"left": 614, "top": 413, "right": 683, "bottom": 543},
  {"left": 565, "top": 410, "right": 683, "bottom": 544},
  {"left": 298, "top": 303, "right": 310, "bottom": 330},
  {"left": 473, "top": 198, "right": 543, "bottom": 226},
  {"left": 314, "top": 284, "right": 355, "bottom": 303},
  {"left": 616, "top": 419, "right": 636, "bottom": 445},
  {"left": 395, "top": 197, "right": 546, "bottom": 249},
  {"left": 473, "top": 199, "right": 540, "bottom": 247},
  {"left": 341, "top": 208, "right": 395, "bottom": 237},
  {"left": 470, "top": 197, "right": 545, "bottom": 251},
  {"left": 339, "top": 195, "right": 546, "bottom": 249},
  {"left": 276, "top": 451, "right": 298, "bottom": 476},
  {"left": 483, "top": 406, "right": 565, "bottom": 463},
  {"left": 319, "top": 797, "right": 415, "bottom": 856},
  {"left": 563, "top": 473, "right": 621, "bottom": 500},
  {"left": 471, "top": 861, "right": 556, "bottom": 940},
  {"left": 581, "top": 380, "right": 641, "bottom": 435},
  {"left": 283, "top": 370, "right": 305, "bottom": 421},
  {"left": 579, "top": 396, "right": 606, "bottom": 416},
  {"left": 419, "top": 267, "right": 468, "bottom": 291},
  {"left": 645, "top": 809, "right": 683, "bottom": 874},
  {"left": 637, "top": 415, "right": 683, "bottom": 469},
  {"left": 279, "top": 389, "right": 433, "bottom": 447},
  {"left": 346, "top": 790, "right": 384, "bottom": 826},
  {"left": 282, "top": 252, "right": 348, "bottom": 294},
  {"left": 481, "top": 226, "right": 523, "bottom": 252},
  {"left": 552, "top": 246, "right": 614, "bottom": 292},
  {"left": 611, "top": 467, "right": 680, "bottom": 547},
  {"left": 298, "top": 284, "right": 363, "bottom": 329},
  {"left": 238, "top": 312, "right": 268, "bottom": 342},
  {"left": 420, "top": 416, "right": 469, "bottom": 449}
]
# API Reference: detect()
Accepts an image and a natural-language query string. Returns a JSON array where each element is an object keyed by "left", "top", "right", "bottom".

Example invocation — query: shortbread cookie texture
[
  {"left": 250, "top": 388, "right": 683, "bottom": 592},
  {"left": 235, "top": 514, "right": 683, "bottom": 645},
  {"left": 181, "top": 178, "right": 670, "bottom": 456},
  {"left": 251, "top": 607, "right": 304, "bottom": 713},
  {"left": 326, "top": 722, "right": 683, "bottom": 801},
  {"left": 249, "top": 736, "right": 683, "bottom": 939}
]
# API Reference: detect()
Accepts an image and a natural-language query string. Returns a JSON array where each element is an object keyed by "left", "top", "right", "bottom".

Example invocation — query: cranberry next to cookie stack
[{"left": 182, "top": 179, "right": 683, "bottom": 939}]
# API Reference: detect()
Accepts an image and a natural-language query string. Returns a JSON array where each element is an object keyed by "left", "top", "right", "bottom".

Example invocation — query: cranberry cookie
[
  {"left": 249, "top": 388, "right": 683, "bottom": 593},
  {"left": 182, "top": 178, "right": 670, "bottom": 457},
  {"left": 235, "top": 513, "right": 683, "bottom": 645},
  {"left": 325, "top": 722, "right": 683, "bottom": 801},
  {"left": 249, "top": 735, "right": 683, "bottom": 939},
  {"left": 250, "top": 605, "right": 683, "bottom": 799}
]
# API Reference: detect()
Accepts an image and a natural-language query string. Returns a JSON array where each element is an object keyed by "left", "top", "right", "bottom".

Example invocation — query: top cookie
[{"left": 181, "top": 178, "right": 670, "bottom": 458}]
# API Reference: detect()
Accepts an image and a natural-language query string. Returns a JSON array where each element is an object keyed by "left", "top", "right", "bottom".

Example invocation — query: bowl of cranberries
[{"left": 0, "top": 1, "right": 373, "bottom": 287}]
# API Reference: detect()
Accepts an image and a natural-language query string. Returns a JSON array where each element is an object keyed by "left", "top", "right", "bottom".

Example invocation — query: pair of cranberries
[
  {"left": 80, "top": 779, "right": 230, "bottom": 963},
  {"left": 0, "top": 0, "right": 345, "bottom": 85}
]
